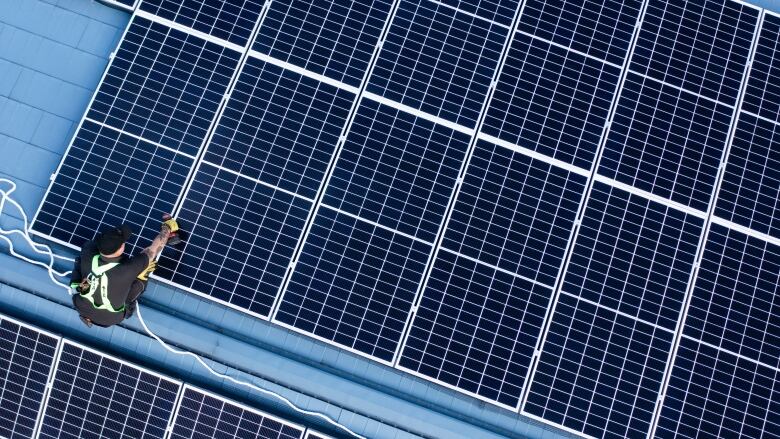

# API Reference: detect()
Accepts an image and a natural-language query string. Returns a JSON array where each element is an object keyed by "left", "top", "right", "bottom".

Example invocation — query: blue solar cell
[
  {"left": 0, "top": 317, "right": 58, "bottom": 439},
  {"left": 716, "top": 113, "right": 780, "bottom": 239},
  {"left": 442, "top": 140, "right": 586, "bottom": 287},
  {"left": 254, "top": 0, "right": 393, "bottom": 87},
  {"left": 482, "top": 32, "right": 621, "bottom": 169},
  {"left": 631, "top": 0, "right": 758, "bottom": 107},
  {"left": 399, "top": 250, "right": 550, "bottom": 407},
  {"left": 305, "top": 433, "right": 330, "bottom": 439},
  {"left": 203, "top": 56, "right": 355, "bottom": 200},
  {"left": 524, "top": 293, "right": 674, "bottom": 439},
  {"left": 276, "top": 207, "right": 431, "bottom": 362},
  {"left": 656, "top": 337, "right": 780, "bottom": 439},
  {"left": 367, "top": 0, "right": 507, "bottom": 127},
  {"left": 38, "top": 342, "right": 181, "bottom": 439},
  {"left": 599, "top": 73, "right": 732, "bottom": 211},
  {"left": 169, "top": 386, "right": 304, "bottom": 439},
  {"left": 518, "top": 0, "right": 643, "bottom": 65},
  {"left": 139, "top": 0, "right": 264, "bottom": 46},
  {"left": 742, "top": 14, "right": 780, "bottom": 123},
  {"left": 87, "top": 17, "right": 241, "bottom": 157},
  {"left": 434, "top": 0, "right": 519, "bottom": 27},
  {"left": 32, "top": 121, "right": 193, "bottom": 253},
  {"left": 322, "top": 99, "right": 471, "bottom": 243},
  {"left": 157, "top": 163, "right": 312, "bottom": 318},
  {"left": 563, "top": 182, "right": 702, "bottom": 330},
  {"left": 684, "top": 223, "right": 780, "bottom": 369}
]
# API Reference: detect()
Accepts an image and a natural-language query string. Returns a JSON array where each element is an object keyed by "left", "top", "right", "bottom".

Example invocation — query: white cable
[{"left": 0, "top": 177, "right": 366, "bottom": 439}]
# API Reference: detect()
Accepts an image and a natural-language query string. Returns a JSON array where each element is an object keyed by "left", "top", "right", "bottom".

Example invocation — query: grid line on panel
[
  {"left": 524, "top": 293, "right": 674, "bottom": 439},
  {"left": 253, "top": 0, "right": 394, "bottom": 88},
  {"left": 432, "top": 0, "right": 519, "bottom": 27},
  {"left": 203, "top": 55, "right": 355, "bottom": 200},
  {"left": 399, "top": 250, "right": 550, "bottom": 407},
  {"left": 736, "top": 12, "right": 780, "bottom": 123},
  {"left": 630, "top": 0, "right": 758, "bottom": 107},
  {"left": 518, "top": 0, "right": 644, "bottom": 65},
  {"left": 32, "top": 121, "right": 193, "bottom": 253},
  {"left": 655, "top": 337, "right": 780, "bottom": 439},
  {"left": 158, "top": 163, "right": 312, "bottom": 318},
  {"left": 169, "top": 386, "right": 304, "bottom": 439},
  {"left": 139, "top": 0, "right": 265, "bottom": 46},
  {"left": 37, "top": 342, "right": 180, "bottom": 439},
  {"left": 683, "top": 223, "right": 780, "bottom": 369},
  {"left": 482, "top": 31, "right": 621, "bottom": 170},
  {"left": 88, "top": 16, "right": 241, "bottom": 157},
  {"left": 0, "top": 317, "right": 59, "bottom": 439},
  {"left": 598, "top": 72, "right": 732, "bottom": 212},
  {"left": 562, "top": 181, "right": 703, "bottom": 331},
  {"left": 442, "top": 139, "right": 587, "bottom": 288},
  {"left": 715, "top": 112, "right": 780, "bottom": 239},
  {"left": 367, "top": 0, "right": 507, "bottom": 127},
  {"left": 322, "top": 99, "right": 471, "bottom": 244}
]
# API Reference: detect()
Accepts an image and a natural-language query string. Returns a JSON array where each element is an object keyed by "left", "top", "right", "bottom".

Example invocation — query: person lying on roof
[{"left": 69, "top": 217, "right": 179, "bottom": 328}]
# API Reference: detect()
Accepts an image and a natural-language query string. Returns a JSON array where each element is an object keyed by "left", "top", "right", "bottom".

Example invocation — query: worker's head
[{"left": 96, "top": 224, "right": 132, "bottom": 258}]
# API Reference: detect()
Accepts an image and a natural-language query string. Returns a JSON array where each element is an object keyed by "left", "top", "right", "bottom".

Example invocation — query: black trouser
[{"left": 123, "top": 279, "right": 148, "bottom": 319}]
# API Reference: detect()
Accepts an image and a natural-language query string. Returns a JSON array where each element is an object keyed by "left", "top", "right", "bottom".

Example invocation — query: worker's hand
[{"left": 162, "top": 217, "right": 179, "bottom": 235}]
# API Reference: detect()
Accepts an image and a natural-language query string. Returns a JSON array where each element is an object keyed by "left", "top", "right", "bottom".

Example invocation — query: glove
[
  {"left": 137, "top": 260, "right": 157, "bottom": 281},
  {"left": 161, "top": 214, "right": 183, "bottom": 245},
  {"left": 162, "top": 217, "right": 179, "bottom": 235},
  {"left": 72, "top": 279, "right": 90, "bottom": 294}
]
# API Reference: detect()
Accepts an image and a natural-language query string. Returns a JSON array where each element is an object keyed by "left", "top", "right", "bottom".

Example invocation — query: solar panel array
[{"left": 30, "top": 0, "right": 780, "bottom": 437}]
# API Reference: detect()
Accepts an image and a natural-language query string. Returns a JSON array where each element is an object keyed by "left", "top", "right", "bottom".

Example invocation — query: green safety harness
[{"left": 80, "top": 255, "right": 124, "bottom": 313}]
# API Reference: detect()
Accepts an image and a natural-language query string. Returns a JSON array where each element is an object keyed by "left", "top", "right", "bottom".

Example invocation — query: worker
[{"left": 69, "top": 217, "right": 179, "bottom": 328}]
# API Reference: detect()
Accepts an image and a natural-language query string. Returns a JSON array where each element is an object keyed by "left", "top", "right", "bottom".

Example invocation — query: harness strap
[{"left": 81, "top": 255, "right": 123, "bottom": 313}]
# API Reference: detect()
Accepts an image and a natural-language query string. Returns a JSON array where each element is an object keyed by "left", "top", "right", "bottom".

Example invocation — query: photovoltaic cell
[
  {"left": 38, "top": 342, "right": 181, "bottom": 439},
  {"left": 253, "top": 0, "right": 393, "bottom": 87},
  {"left": 518, "top": 0, "right": 643, "bottom": 65},
  {"left": 367, "top": 0, "right": 507, "bottom": 127},
  {"left": 630, "top": 0, "right": 758, "bottom": 106},
  {"left": 203, "top": 56, "right": 355, "bottom": 200},
  {"left": 435, "top": 0, "right": 519, "bottom": 27},
  {"left": 87, "top": 17, "right": 241, "bottom": 157},
  {"left": 0, "top": 316, "right": 59, "bottom": 439},
  {"left": 599, "top": 72, "right": 732, "bottom": 211},
  {"left": 399, "top": 250, "right": 550, "bottom": 407},
  {"left": 742, "top": 13, "right": 780, "bottom": 123},
  {"left": 139, "top": 0, "right": 265, "bottom": 46},
  {"left": 276, "top": 207, "right": 431, "bottom": 362},
  {"left": 715, "top": 112, "right": 780, "bottom": 239},
  {"left": 524, "top": 293, "right": 674, "bottom": 439},
  {"left": 442, "top": 140, "right": 586, "bottom": 288},
  {"left": 33, "top": 121, "right": 193, "bottom": 253},
  {"left": 304, "top": 432, "right": 331, "bottom": 439},
  {"left": 655, "top": 337, "right": 780, "bottom": 439},
  {"left": 169, "top": 386, "right": 304, "bottom": 439},
  {"left": 563, "top": 182, "right": 703, "bottom": 330},
  {"left": 158, "top": 163, "right": 312, "bottom": 318},
  {"left": 322, "top": 99, "right": 471, "bottom": 243},
  {"left": 684, "top": 223, "right": 780, "bottom": 369},
  {"left": 482, "top": 32, "right": 621, "bottom": 169}
]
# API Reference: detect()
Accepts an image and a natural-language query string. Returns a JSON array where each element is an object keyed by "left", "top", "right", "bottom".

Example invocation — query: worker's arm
[
  {"left": 69, "top": 255, "right": 82, "bottom": 289},
  {"left": 141, "top": 217, "right": 179, "bottom": 261}
]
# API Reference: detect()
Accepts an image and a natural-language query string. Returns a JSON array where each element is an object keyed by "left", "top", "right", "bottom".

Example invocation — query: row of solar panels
[
  {"left": 28, "top": 0, "right": 780, "bottom": 438},
  {"left": 0, "top": 313, "right": 332, "bottom": 439}
]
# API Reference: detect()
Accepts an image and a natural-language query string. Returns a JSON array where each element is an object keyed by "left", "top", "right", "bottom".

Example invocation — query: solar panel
[
  {"left": 517, "top": 0, "right": 644, "bottom": 65},
  {"left": 37, "top": 341, "right": 181, "bottom": 439},
  {"left": 398, "top": 249, "right": 550, "bottom": 407},
  {"left": 683, "top": 223, "right": 780, "bottom": 369},
  {"left": 598, "top": 72, "right": 733, "bottom": 212},
  {"left": 442, "top": 139, "right": 587, "bottom": 288},
  {"left": 366, "top": 0, "right": 509, "bottom": 127},
  {"left": 481, "top": 31, "right": 621, "bottom": 169},
  {"left": 630, "top": 0, "right": 759, "bottom": 106},
  {"left": 715, "top": 112, "right": 780, "bottom": 239},
  {"left": 169, "top": 385, "right": 304, "bottom": 439},
  {"left": 322, "top": 99, "right": 471, "bottom": 243},
  {"left": 139, "top": 0, "right": 265, "bottom": 46},
  {"left": 253, "top": 0, "right": 394, "bottom": 87},
  {"left": 655, "top": 337, "right": 780, "bottom": 439},
  {"left": 436, "top": 0, "right": 519, "bottom": 27},
  {"left": 524, "top": 293, "right": 674, "bottom": 439},
  {"left": 275, "top": 207, "right": 431, "bottom": 363},
  {"left": 0, "top": 315, "right": 59, "bottom": 439},
  {"left": 32, "top": 121, "right": 194, "bottom": 253},
  {"left": 304, "top": 431, "right": 332, "bottom": 439},
  {"left": 742, "top": 13, "right": 780, "bottom": 123}
]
